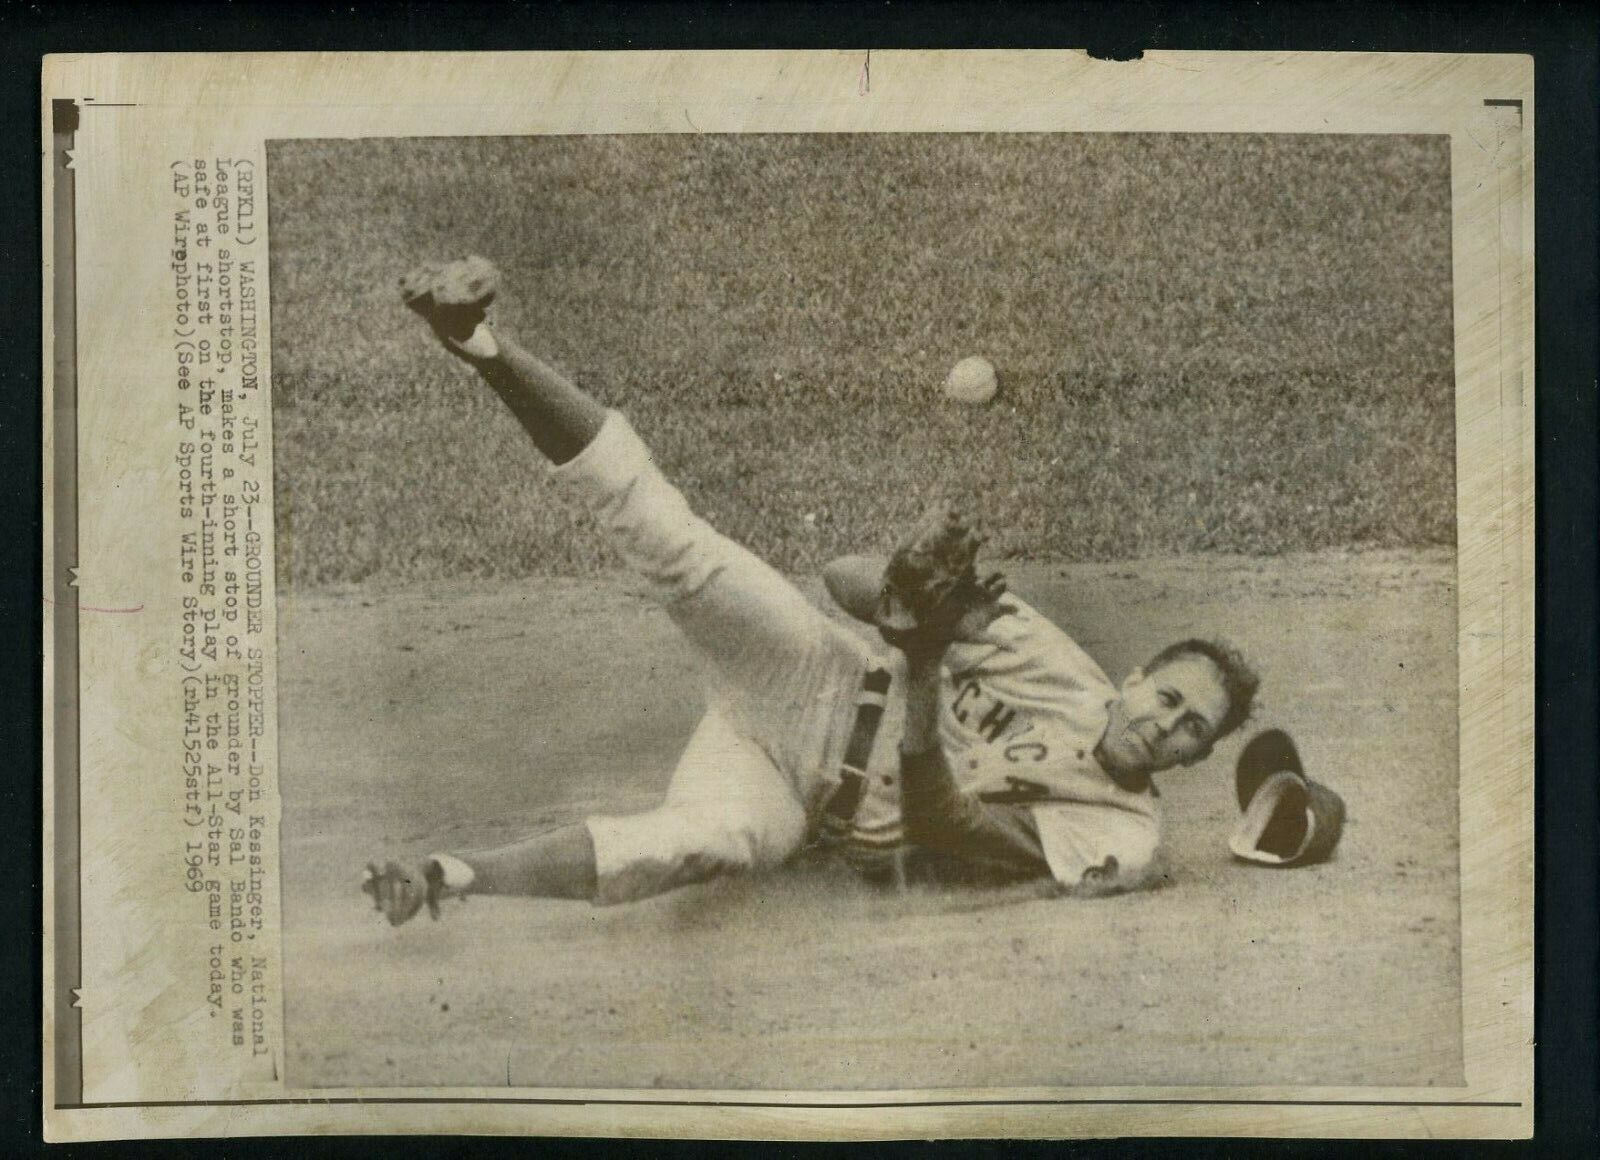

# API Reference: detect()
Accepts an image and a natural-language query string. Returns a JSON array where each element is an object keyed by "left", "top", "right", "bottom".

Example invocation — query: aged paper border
[{"left": 41, "top": 50, "right": 1533, "bottom": 1141}]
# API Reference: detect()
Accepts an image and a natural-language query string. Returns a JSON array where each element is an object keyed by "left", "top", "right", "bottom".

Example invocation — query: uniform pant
[{"left": 551, "top": 411, "right": 878, "bottom": 904}]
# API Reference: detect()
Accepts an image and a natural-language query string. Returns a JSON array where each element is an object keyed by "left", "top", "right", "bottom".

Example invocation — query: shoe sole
[{"left": 400, "top": 255, "right": 500, "bottom": 314}]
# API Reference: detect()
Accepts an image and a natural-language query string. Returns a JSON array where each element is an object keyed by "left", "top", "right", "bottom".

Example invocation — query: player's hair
[{"left": 1146, "top": 638, "right": 1260, "bottom": 742}]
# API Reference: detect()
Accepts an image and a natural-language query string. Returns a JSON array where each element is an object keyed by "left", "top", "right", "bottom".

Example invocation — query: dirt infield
[{"left": 279, "top": 549, "right": 1459, "bottom": 1091}]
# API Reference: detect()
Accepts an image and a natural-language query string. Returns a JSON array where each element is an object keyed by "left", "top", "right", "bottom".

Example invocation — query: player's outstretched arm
[
  {"left": 400, "top": 256, "right": 605, "bottom": 465},
  {"left": 874, "top": 508, "right": 1042, "bottom": 875},
  {"left": 891, "top": 640, "right": 1050, "bottom": 874}
]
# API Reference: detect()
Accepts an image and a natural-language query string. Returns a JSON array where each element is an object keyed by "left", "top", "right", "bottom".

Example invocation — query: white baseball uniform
[{"left": 555, "top": 410, "right": 1160, "bottom": 904}]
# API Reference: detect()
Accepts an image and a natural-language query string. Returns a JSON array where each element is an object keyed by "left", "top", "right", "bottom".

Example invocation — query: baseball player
[{"left": 364, "top": 257, "right": 1260, "bottom": 924}]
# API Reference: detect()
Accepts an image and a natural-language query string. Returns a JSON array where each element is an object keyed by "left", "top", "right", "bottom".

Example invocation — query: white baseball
[{"left": 943, "top": 355, "right": 998, "bottom": 404}]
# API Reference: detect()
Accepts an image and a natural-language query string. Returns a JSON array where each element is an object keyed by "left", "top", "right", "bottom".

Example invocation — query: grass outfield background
[{"left": 267, "top": 133, "right": 1455, "bottom": 588}]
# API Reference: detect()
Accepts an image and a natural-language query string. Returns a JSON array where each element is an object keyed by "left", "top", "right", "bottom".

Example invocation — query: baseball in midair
[{"left": 943, "top": 355, "right": 998, "bottom": 405}]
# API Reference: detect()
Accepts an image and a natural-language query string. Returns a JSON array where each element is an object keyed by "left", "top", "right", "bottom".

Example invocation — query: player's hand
[
  {"left": 946, "top": 570, "right": 1017, "bottom": 641},
  {"left": 879, "top": 570, "right": 1015, "bottom": 658},
  {"left": 875, "top": 508, "right": 1015, "bottom": 657}
]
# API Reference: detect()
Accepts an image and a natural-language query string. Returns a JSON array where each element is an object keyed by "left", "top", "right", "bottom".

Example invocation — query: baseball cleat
[
  {"left": 362, "top": 857, "right": 447, "bottom": 926},
  {"left": 399, "top": 255, "right": 501, "bottom": 356}
]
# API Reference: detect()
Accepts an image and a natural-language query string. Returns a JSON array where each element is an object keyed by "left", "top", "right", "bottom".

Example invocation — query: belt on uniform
[{"left": 820, "top": 667, "right": 891, "bottom": 838}]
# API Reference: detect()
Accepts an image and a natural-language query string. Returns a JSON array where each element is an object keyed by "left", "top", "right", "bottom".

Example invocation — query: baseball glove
[{"left": 875, "top": 507, "right": 1013, "bottom": 648}]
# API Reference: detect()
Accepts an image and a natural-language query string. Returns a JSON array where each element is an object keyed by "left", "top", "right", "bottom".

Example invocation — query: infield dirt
[{"left": 280, "top": 549, "right": 1459, "bottom": 1091}]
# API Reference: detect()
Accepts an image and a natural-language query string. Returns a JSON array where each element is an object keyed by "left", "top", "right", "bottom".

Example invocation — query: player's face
[{"left": 1099, "top": 654, "right": 1231, "bottom": 777}]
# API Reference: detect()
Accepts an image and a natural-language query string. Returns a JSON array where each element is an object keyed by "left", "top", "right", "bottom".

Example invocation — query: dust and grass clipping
[{"left": 42, "top": 52, "right": 1533, "bottom": 1141}]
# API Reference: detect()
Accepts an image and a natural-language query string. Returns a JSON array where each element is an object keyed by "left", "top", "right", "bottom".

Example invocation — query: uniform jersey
[
  {"left": 561, "top": 409, "right": 1157, "bottom": 906},
  {"left": 837, "top": 597, "right": 1162, "bottom": 891}
]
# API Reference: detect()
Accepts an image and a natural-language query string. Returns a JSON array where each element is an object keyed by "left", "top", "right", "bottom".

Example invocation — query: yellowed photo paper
[{"left": 42, "top": 50, "right": 1533, "bottom": 1141}]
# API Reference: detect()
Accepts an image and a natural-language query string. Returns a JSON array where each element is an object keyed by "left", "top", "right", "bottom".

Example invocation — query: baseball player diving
[{"left": 364, "top": 257, "right": 1261, "bottom": 925}]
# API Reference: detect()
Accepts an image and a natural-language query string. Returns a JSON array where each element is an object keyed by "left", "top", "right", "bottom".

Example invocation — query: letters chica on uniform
[{"left": 364, "top": 257, "right": 1259, "bottom": 924}]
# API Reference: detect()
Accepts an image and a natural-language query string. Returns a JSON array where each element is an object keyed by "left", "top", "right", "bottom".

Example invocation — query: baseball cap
[{"left": 1229, "top": 728, "right": 1346, "bottom": 867}]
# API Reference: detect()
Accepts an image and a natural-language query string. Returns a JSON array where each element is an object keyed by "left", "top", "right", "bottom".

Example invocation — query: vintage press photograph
[{"left": 268, "top": 133, "right": 1460, "bottom": 1090}]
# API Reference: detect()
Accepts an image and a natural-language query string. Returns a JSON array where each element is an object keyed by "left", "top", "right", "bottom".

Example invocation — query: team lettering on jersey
[
  {"left": 949, "top": 674, "right": 1020, "bottom": 741},
  {"left": 829, "top": 604, "right": 1162, "bottom": 894},
  {"left": 947, "top": 667, "right": 1052, "bottom": 765},
  {"left": 953, "top": 678, "right": 1060, "bottom": 803}
]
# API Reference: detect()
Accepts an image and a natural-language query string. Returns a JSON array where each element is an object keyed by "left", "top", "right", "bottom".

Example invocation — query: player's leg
[
  {"left": 400, "top": 255, "right": 606, "bottom": 465},
  {"left": 548, "top": 406, "right": 871, "bottom": 785},
  {"left": 366, "top": 708, "right": 807, "bottom": 921},
  {"left": 363, "top": 826, "right": 595, "bottom": 926},
  {"left": 404, "top": 257, "right": 873, "bottom": 788},
  {"left": 587, "top": 706, "right": 811, "bottom": 903}
]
